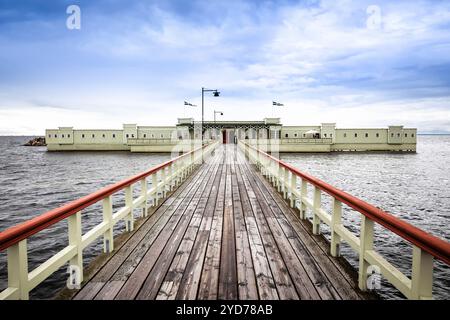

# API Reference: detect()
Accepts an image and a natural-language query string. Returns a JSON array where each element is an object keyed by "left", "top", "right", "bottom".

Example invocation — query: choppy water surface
[{"left": 0, "top": 135, "right": 448, "bottom": 299}]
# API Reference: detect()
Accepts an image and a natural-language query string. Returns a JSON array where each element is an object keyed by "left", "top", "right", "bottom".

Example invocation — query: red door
[{"left": 222, "top": 130, "right": 227, "bottom": 144}]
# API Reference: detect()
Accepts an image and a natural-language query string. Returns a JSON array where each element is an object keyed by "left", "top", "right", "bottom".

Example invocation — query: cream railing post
[
  {"left": 300, "top": 180, "right": 307, "bottom": 219},
  {"left": 161, "top": 167, "right": 167, "bottom": 198},
  {"left": 102, "top": 196, "right": 114, "bottom": 253},
  {"left": 7, "top": 239, "right": 29, "bottom": 300},
  {"left": 331, "top": 199, "right": 342, "bottom": 257},
  {"left": 283, "top": 167, "right": 289, "bottom": 199},
  {"left": 152, "top": 173, "right": 158, "bottom": 207},
  {"left": 312, "top": 186, "right": 321, "bottom": 235},
  {"left": 141, "top": 178, "right": 148, "bottom": 217},
  {"left": 289, "top": 173, "right": 297, "bottom": 208},
  {"left": 125, "top": 185, "right": 134, "bottom": 232},
  {"left": 411, "top": 246, "right": 433, "bottom": 299},
  {"left": 68, "top": 211, "right": 83, "bottom": 285},
  {"left": 167, "top": 163, "right": 173, "bottom": 191},
  {"left": 358, "top": 215, "right": 374, "bottom": 290}
]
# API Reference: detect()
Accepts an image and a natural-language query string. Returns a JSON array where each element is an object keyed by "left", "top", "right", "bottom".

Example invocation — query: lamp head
[{"left": 213, "top": 91, "right": 220, "bottom": 97}]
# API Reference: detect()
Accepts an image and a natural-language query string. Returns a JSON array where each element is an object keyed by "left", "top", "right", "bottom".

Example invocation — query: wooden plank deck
[{"left": 71, "top": 145, "right": 371, "bottom": 300}]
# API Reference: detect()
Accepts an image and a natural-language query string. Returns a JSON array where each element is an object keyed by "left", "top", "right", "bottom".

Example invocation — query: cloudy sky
[{"left": 0, "top": 0, "right": 449, "bottom": 134}]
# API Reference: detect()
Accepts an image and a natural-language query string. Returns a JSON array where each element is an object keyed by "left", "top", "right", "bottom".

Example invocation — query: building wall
[
  {"left": 46, "top": 122, "right": 417, "bottom": 152},
  {"left": 281, "top": 126, "right": 321, "bottom": 139}
]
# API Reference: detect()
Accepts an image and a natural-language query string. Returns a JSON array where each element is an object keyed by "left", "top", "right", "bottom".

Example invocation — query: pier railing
[
  {"left": 0, "top": 141, "right": 218, "bottom": 300},
  {"left": 239, "top": 140, "right": 450, "bottom": 300}
]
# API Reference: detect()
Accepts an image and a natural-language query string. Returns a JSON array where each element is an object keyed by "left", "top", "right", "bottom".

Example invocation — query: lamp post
[
  {"left": 214, "top": 110, "right": 223, "bottom": 122},
  {"left": 201, "top": 87, "right": 220, "bottom": 145}
]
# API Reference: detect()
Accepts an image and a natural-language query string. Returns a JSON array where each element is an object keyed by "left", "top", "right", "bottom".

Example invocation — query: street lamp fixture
[{"left": 201, "top": 87, "right": 221, "bottom": 144}]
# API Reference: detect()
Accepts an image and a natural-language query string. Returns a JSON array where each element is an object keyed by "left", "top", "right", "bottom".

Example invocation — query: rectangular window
[
  {"left": 412, "top": 133, "right": 415, "bottom": 137},
  {"left": 102, "top": 134, "right": 106, "bottom": 138},
  {"left": 126, "top": 134, "right": 129, "bottom": 138},
  {"left": 324, "top": 133, "right": 327, "bottom": 137},
  {"left": 143, "top": 134, "right": 147, "bottom": 138},
  {"left": 112, "top": 134, "right": 115, "bottom": 138},
  {"left": 92, "top": 134, "right": 95, "bottom": 138},
  {"left": 62, "top": 134, "right": 64, "bottom": 138},
  {"left": 391, "top": 133, "right": 394, "bottom": 137},
  {"left": 160, "top": 134, "right": 163, "bottom": 138},
  {"left": 294, "top": 133, "right": 298, "bottom": 137},
  {"left": 82, "top": 134, "right": 85, "bottom": 138},
  {"left": 405, "top": 133, "right": 408, "bottom": 137},
  {"left": 285, "top": 133, "right": 289, "bottom": 138},
  {"left": 376, "top": 133, "right": 379, "bottom": 138},
  {"left": 330, "top": 134, "right": 333, "bottom": 138},
  {"left": 68, "top": 134, "right": 70, "bottom": 138},
  {"left": 343, "top": 133, "right": 347, "bottom": 138},
  {"left": 354, "top": 133, "right": 358, "bottom": 138},
  {"left": 397, "top": 133, "right": 400, "bottom": 137},
  {"left": 303, "top": 134, "right": 306, "bottom": 137},
  {"left": 48, "top": 134, "right": 51, "bottom": 138},
  {"left": 365, "top": 133, "right": 368, "bottom": 138}
]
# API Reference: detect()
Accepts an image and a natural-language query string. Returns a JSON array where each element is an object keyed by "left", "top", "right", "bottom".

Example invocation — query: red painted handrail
[
  {"left": 0, "top": 144, "right": 208, "bottom": 252},
  {"left": 245, "top": 142, "right": 450, "bottom": 265}
]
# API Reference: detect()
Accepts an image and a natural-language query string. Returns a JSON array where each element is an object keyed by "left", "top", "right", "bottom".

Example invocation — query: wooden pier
[
  {"left": 0, "top": 141, "right": 449, "bottom": 300},
  {"left": 71, "top": 146, "right": 366, "bottom": 300}
]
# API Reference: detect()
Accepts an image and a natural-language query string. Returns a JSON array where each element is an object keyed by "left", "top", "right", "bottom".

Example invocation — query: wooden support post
[
  {"left": 358, "top": 215, "right": 374, "bottom": 291},
  {"left": 313, "top": 186, "right": 321, "bottom": 235},
  {"left": 68, "top": 211, "right": 83, "bottom": 285},
  {"left": 141, "top": 178, "right": 148, "bottom": 217},
  {"left": 7, "top": 239, "right": 29, "bottom": 300},
  {"left": 300, "top": 180, "right": 307, "bottom": 219},
  {"left": 331, "top": 198, "right": 342, "bottom": 257},
  {"left": 125, "top": 185, "right": 134, "bottom": 232},
  {"left": 289, "top": 173, "right": 297, "bottom": 208},
  {"left": 411, "top": 246, "right": 433, "bottom": 299},
  {"left": 102, "top": 196, "right": 114, "bottom": 253}
]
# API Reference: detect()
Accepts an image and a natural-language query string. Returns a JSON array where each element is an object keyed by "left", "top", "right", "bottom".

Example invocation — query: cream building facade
[{"left": 46, "top": 118, "right": 417, "bottom": 152}]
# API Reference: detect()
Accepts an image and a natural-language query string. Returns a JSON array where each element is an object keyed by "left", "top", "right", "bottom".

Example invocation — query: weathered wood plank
[
  {"left": 174, "top": 161, "right": 225, "bottom": 300},
  {"left": 197, "top": 153, "right": 227, "bottom": 300},
  {"left": 243, "top": 153, "right": 362, "bottom": 300},
  {"left": 218, "top": 163, "right": 238, "bottom": 300},
  {"left": 237, "top": 159, "right": 299, "bottom": 300},
  {"left": 135, "top": 156, "right": 223, "bottom": 299},
  {"left": 73, "top": 164, "right": 204, "bottom": 300},
  {"left": 157, "top": 159, "right": 224, "bottom": 300},
  {"left": 231, "top": 160, "right": 258, "bottom": 300},
  {"left": 71, "top": 145, "right": 368, "bottom": 301},
  {"left": 238, "top": 155, "right": 326, "bottom": 299},
  {"left": 114, "top": 159, "right": 220, "bottom": 299}
]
